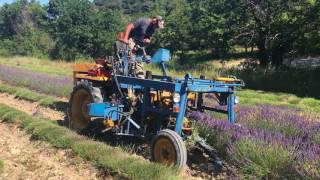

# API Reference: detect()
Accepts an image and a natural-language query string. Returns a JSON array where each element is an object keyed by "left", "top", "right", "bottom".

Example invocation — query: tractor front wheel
[{"left": 151, "top": 129, "right": 187, "bottom": 169}]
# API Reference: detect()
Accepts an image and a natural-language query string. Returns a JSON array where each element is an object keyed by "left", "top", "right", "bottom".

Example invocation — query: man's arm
[{"left": 118, "top": 23, "right": 135, "bottom": 43}]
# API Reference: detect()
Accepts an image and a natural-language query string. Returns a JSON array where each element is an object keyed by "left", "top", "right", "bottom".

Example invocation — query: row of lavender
[
  {"left": 189, "top": 104, "right": 320, "bottom": 178},
  {"left": 1, "top": 64, "right": 319, "bottom": 178},
  {"left": 0, "top": 65, "right": 72, "bottom": 97}
]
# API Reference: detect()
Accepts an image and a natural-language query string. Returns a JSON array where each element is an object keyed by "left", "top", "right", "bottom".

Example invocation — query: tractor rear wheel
[
  {"left": 151, "top": 129, "right": 187, "bottom": 169},
  {"left": 66, "top": 80, "right": 103, "bottom": 132}
]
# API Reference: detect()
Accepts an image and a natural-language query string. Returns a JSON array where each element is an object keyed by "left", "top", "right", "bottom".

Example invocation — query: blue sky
[{"left": 0, "top": 0, "right": 49, "bottom": 6}]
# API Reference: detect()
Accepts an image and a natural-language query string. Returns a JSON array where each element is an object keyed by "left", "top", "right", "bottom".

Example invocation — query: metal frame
[
  {"left": 86, "top": 44, "right": 244, "bottom": 137},
  {"left": 113, "top": 73, "right": 244, "bottom": 136}
]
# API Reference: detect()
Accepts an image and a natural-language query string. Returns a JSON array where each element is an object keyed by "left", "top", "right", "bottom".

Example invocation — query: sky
[{"left": 0, "top": 0, "right": 49, "bottom": 6}]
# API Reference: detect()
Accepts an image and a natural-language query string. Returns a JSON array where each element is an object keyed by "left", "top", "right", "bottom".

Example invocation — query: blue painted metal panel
[
  {"left": 175, "top": 88, "right": 188, "bottom": 135},
  {"left": 120, "top": 84, "right": 144, "bottom": 89},
  {"left": 186, "top": 85, "right": 231, "bottom": 93},
  {"left": 228, "top": 93, "right": 235, "bottom": 125},
  {"left": 152, "top": 48, "right": 170, "bottom": 63},
  {"left": 88, "top": 102, "right": 121, "bottom": 121},
  {"left": 115, "top": 75, "right": 182, "bottom": 92}
]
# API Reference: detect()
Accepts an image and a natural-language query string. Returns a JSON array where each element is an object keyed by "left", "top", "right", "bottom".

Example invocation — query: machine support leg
[
  {"left": 228, "top": 93, "right": 235, "bottom": 125},
  {"left": 197, "top": 75, "right": 205, "bottom": 111},
  {"left": 175, "top": 89, "right": 188, "bottom": 135},
  {"left": 141, "top": 87, "right": 150, "bottom": 129}
]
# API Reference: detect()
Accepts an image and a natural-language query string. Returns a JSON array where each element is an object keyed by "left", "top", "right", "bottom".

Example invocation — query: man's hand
[
  {"left": 143, "top": 55, "right": 151, "bottom": 64},
  {"left": 128, "top": 38, "right": 135, "bottom": 49},
  {"left": 144, "top": 38, "right": 151, "bottom": 44}
]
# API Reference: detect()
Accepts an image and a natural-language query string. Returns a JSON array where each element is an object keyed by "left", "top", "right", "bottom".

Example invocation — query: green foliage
[
  {"left": 0, "top": 0, "right": 319, "bottom": 65},
  {"left": 0, "top": 83, "right": 62, "bottom": 109},
  {"left": 233, "top": 66, "right": 320, "bottom": 99},
  {"left": 196, "top": 124, "right": 230, "bottom": 158},
  {"left": 94, "top": 0, "right": 153, "bottom": 15},
  {"left": 156, "top": 0, "right": 192, "bottom": 53},
  {"left": 0, "top": 0, "right": 52, "bottom": 58},
  {"left": 48, "top": 0, "right": 123, "bottom": 60},
  {"left": 0, "top": 160, "right": 3, "bottom": 173},
  {"left": 301, "top": 161, "right": 320, "bottom": 179},
  {"left": 314, "top": 133, "right": 320, "bottom": 145},
  {"left": 231, "top": 139, "right": 296, "bottom": 179},
  {"left": 228, "top": 0, "right": 320, "bottom": 66},
  {"left": 0, "top": 103, "right": 180, "bottom": 180},
  {"left": 237, "top": 89, "right": 320, "bottom": 113},
  {"left": 0, "top": 57, "right": 73, "bottom": 76}
]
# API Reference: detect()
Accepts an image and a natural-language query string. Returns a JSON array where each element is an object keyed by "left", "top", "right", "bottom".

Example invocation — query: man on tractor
[{"left": 117, "top": 16, "right": 165, "bottom": 78}]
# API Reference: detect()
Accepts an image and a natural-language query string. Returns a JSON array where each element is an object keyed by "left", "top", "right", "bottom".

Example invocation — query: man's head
[{"left": 152, "top": 15, "right": 164, "bottom": 29}]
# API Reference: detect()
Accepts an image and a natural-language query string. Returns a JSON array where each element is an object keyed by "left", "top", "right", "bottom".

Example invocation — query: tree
[
  {"left": 0, "top": 0, "right": 52, "bottom": 57},
  {"left": 48, "top": 0, "right": 123, "bottom": 60},
  {"left": 228, "top": 0, "right": 318, "bottom": 67},
  {"left": 155, "top": 0, "right": 192, "bottom": 54},
  {"left": 93, "top": 0, "right": 154, "bottom": 15}
]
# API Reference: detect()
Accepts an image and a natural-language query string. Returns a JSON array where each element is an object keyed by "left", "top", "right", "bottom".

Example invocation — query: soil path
[
  {"left": 0, "top": 93, "right": 64, "bottom": 121},
  {"left": 0, "top": 91, "right": 231, "bottom": 179},
  {"left": 0, "top": 123, "right": 110, "bottom": 180}
]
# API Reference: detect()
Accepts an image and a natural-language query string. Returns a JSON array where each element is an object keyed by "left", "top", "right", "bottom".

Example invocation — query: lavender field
[
  {"left": 190, "top": 104, "right": 320, "bottom": 178},
  {"left": 0, "top": 63, "right": 319, "bottom": 178},
  {"left": 0, "top": 65, "right": 72, "bottom": 97}
]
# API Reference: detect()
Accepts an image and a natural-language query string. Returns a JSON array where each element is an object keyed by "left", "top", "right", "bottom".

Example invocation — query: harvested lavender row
[{"left": 0, "top": 64, "right": 72, "bottom": 97}]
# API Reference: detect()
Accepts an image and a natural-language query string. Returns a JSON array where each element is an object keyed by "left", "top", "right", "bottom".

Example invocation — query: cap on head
[
  {"left": 155, "top": 15, "right": 163, "bottom": 22},
  {"left": 154, "top": 15, "right": 164, "bottom": 29}
]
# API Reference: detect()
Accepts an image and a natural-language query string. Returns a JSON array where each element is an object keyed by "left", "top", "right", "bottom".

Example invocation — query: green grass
[
  {"left": 0, "top": 103, "right": 179, "bottom": 180},
  {"left": 237, "top": 89, "right": 320, "bottom": 114},
  {"left": 0, "top": 160, "right": 3, "bottom": 173},
  {"left": 0, "top": 56, "right": 74, "bottom": 76},
  {"left": 145, "top": 61, "right": 220, "bottom": 78},
  {"left": 0, "top": 83, "right": 65, "bottom": 110},
  {"left": 196, "top": 124, "right": 230, "bottom": 158},
  {"left": 314, "top": 133, "right": 320, "bottom": 145},
  {"left": 231, "top": 66, "right": 320, "bottom": 99},
  {"left": 231, "top": 139, "right": 296, "bottom": 179}
]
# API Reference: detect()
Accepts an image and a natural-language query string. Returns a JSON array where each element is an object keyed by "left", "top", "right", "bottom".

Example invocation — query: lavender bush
[
  {"left": 0, "top": 65, "right": 72, "bottom": 97},
  {"left": 189, "top": 104, "right": 320, "bottom": 178}
]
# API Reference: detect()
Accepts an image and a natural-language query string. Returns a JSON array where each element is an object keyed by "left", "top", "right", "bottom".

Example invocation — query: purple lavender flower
[
  {"left": 189, "top": 104, "right": 320, "bottom": 162},
  {"left": 0, "top": 64, "right": 72, "bottom": 97}
]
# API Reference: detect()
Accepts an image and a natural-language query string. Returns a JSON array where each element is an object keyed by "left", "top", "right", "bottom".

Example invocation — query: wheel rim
[
  {"left": 153, "top": 137, "right": 177, "bottom": 165},
  {"left": 71, "top": 89, "right": 93, "bottom": 130}
]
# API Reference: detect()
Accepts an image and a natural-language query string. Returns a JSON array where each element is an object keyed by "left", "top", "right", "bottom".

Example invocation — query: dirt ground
[
  {"left": 0, "top": 123, "right": 111, "bottom": 180},
  {"left": 0, "top": 93, "right": 64, "bottom": 121},
  {"left": 0, "top": 91, "right": 234, "bottom": 179},
  {"left": 0, "top": 93, "right": 110, "bottom": 179}
]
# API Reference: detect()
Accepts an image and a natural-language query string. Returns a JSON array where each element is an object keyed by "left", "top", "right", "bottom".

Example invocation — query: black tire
[
  {"left": 151, "top": 129, "right": 187, "bottom": 169},
  {"left": 65, "top": 80, "right": 103, "bottom": 132}
]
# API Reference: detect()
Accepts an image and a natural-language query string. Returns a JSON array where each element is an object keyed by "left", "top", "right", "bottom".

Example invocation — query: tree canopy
[{"left": 0, "top": 0, "right": 319, "bottom": 65}]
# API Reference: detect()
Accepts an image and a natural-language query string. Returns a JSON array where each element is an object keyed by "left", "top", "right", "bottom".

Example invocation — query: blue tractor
[{"left": 67, "top": 45, "right": 244, "bottom": 168}]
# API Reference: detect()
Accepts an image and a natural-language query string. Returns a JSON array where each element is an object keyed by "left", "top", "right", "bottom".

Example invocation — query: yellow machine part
[
  {"left": 182, "top": 117, "right": 192, "bottom": 131},
  {"left": 103, "top": 119, "right": 114, "bottom": 128},
  {"left": 150, "top": 91, "right": 172, "bottom": 107},
  {"left": 183, "top": 117, "right": 189, "bottom": 128},
  {"left": 187, "top": 93, "right": 196, "bottom": 101},
  {"left": 150, "top": 91, "right": 197, "bottom": 107},
  {"left": 214, "top": 77, "right": 236, "bottom": 82},
  {"left": 73, "top": 63, "right": 110, "bottom": 84}
]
